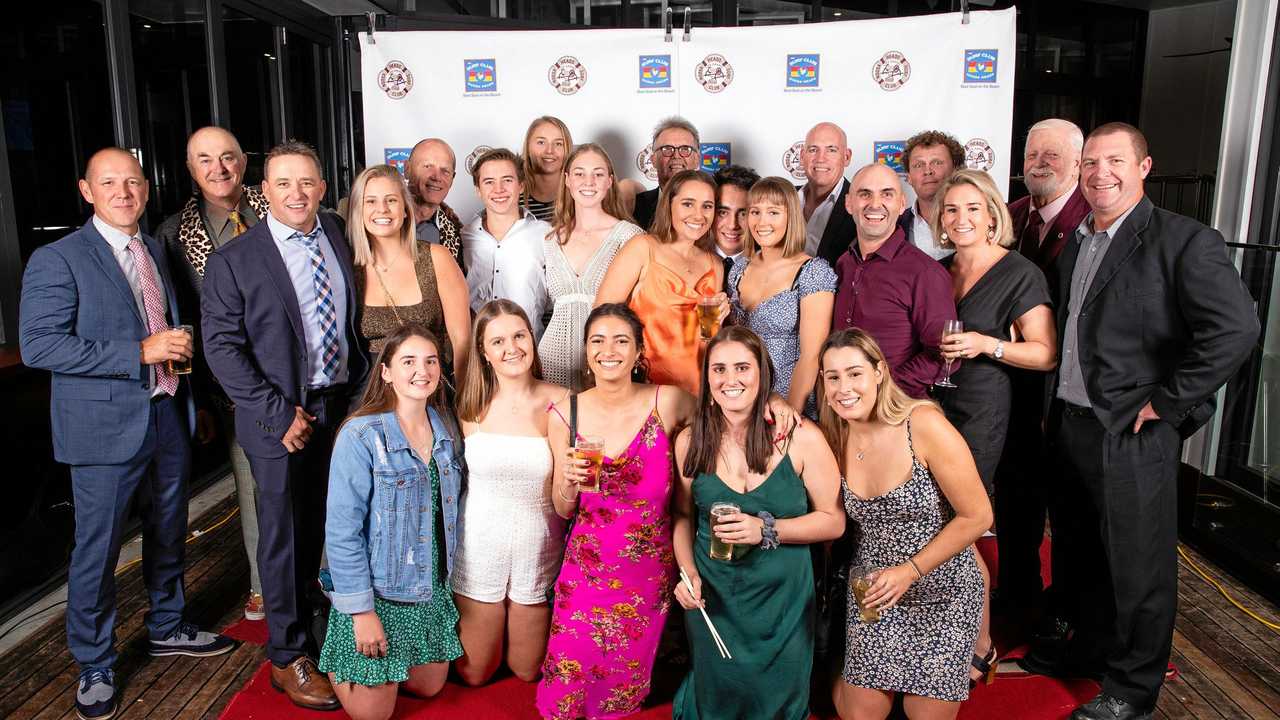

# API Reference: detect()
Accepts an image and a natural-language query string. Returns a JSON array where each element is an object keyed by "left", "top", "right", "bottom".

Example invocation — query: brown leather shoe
[{"left": 269, "top": 656, "right": 340, "bottom": 711}]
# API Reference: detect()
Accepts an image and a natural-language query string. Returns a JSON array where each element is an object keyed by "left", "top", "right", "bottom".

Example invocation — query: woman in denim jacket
[{"left": 319, "top": 323, "right": 464, "bottom": 720}]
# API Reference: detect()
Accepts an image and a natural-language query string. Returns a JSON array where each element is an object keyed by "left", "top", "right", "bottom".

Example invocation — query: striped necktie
[
  {"left": 125, "top": 237, "right": 178, "bottom": 396},
  {"left": 289, "top": 228, "right": 341, "bottom": 382}
]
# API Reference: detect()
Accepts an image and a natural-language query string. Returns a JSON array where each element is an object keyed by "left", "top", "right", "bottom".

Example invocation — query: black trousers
[
  {"left": 1051, "top": 405, "right": 1180, "bottom": 709},
  {"left": 244, "top": 390, "right": 349, "bottom": 666},
  {"left": 992, "top": 379, "right": 1050, "bottom": 603}
]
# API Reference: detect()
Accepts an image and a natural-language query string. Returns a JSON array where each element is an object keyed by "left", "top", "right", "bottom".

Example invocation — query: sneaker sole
[
  {"left": 76, "top": 704, "right": 117, "bottom": 720},
  {"left": 147, "top": 645, "right": 236, "bottom": 658},
  {"left": 243, "top": 611, "right": 265, "bottom": 621}
]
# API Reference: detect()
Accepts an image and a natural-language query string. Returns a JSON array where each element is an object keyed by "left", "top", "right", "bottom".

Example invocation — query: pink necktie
[{"left": 126, "top": 237, "right": 178, "bottom": 396}]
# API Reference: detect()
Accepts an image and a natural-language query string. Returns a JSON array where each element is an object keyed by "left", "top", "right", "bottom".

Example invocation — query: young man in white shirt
[{"left": 462, "top": 148, "right": 551, "bottom": 337}]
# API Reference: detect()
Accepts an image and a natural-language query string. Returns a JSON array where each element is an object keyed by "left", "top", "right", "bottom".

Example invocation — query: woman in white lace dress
[
  {"left": 452, "top": 299, "right": 569, "bottom": 686},
  {"left": 538, "top": 143, "right": 643, "bottom": 390}
]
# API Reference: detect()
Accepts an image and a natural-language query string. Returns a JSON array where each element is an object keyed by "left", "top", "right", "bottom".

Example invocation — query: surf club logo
[
  {"left": 383, "top": 148, "right": 412, "bottom": 176},
  {"left": 464, "top": 59, "right": 497, "bottom": 93},
  {"left": 639, "top": 55, "right": 672, "bottom": 90},
  {"left": 964, "top": 138, "right": 996, "bottom": 171},
  {"left": 377, "top": 61, "right": 413, "bottom": 99},
  {"left": 636, "top": 146, "right": 658, "bottom": 181},
  {"left": 548, "top": 56, "right": 587, "bottom": 95},
  {"left": 782, "top": 141, "right": 806, "bottom": 180},
  {"left": 964, "top": 49, "right": 998, "bottom": 84},
  {"left": 701, "top": 143, "right": 731, "bottom": 172},
  {"left": 873, "top": 142, "right": 907, "bottom": 173},
  {"left": 695, "top": 53, "right": 734, "bottom": 93},
  {"left": 872, "top": 51, "right": 911, "bottom": 91},
  {"left": 786, "top": 54, "right": 820, "bottom": 89}
]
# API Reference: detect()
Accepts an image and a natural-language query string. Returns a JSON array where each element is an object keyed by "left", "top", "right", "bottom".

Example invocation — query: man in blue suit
[
  {"left": 19, "top": 147, "right": 235, "bottom": 720},
  {"left": 202, "top": 140, "right": 367, "bottom": 711}
]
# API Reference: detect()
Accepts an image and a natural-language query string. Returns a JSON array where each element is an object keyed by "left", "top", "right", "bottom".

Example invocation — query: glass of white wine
[{"left": 936, "top": 319, "right": 965, "bottom": 389}]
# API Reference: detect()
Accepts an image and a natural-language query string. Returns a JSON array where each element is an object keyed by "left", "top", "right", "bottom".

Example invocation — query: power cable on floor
[{"left": 1179, "top": 544, "right": 1280, "bottom": 633}]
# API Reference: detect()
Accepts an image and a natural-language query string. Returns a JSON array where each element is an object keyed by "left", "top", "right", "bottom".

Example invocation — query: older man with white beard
[{"left": 1009, "top": 119, "right": 1090, "bottom": 271}]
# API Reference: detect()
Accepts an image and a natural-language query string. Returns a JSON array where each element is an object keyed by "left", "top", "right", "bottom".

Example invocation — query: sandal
[{"left": 970, "top": 645, "right": 998, "bottom": 688}]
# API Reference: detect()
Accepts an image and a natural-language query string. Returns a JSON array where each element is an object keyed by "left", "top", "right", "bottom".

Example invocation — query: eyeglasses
[
  {"left": 909, "top": 158, "right": 950, "bottom": 172},
  {"left": 656, "top": 144, "right": 698, "bottom": 158}
]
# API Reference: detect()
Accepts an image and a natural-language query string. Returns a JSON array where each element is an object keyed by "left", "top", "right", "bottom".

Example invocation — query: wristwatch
[
  {"left": 992, "top": 340, "right": 1005, "bottom": 361},
  {"left": 757, "top": 511, "right": 779, "bottom": 550}
]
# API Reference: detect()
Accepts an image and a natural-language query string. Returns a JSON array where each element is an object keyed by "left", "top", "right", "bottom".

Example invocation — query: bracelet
[
  {"left": 757, "top": 511, "right": 779, "bottom": 550},
  {"left": 907, "top": 558, "right": 923, "bottom": 580}
]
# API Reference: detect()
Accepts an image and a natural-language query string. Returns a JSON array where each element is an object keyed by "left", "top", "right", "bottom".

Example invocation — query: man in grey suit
[{"left": 19, "top": 147, "right": 234, "bottom": 720}]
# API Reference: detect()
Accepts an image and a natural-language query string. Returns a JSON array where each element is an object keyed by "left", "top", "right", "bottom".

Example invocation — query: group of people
[{"left": 17, "top": 109, "right": 1259, "bottom": 720}]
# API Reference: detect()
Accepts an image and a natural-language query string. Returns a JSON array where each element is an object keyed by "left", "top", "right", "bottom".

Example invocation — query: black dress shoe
[
  {"left": 1070, "top": 692, "right": 1152, "bottom": 720},
  {"left": 1017, "top": 645, "right": 1104, "bottom": 681}
]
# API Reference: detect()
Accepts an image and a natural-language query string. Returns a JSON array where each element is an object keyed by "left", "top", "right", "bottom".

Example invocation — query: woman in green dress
[
  {"left": 672, "top": 325, "right": 845, "bottom": 719},
  {"left": 320, "top": 323, "right": 465, "bottom": 720}
]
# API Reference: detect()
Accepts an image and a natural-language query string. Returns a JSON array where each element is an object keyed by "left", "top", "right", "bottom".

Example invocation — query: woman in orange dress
[{"left": 595, "top": 170, "right": 726, "bottom": 395}]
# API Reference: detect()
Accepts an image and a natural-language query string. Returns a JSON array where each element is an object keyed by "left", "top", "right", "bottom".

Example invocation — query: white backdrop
[{"left": 360, "top": 9, "right": 1015, "bottom": 220}]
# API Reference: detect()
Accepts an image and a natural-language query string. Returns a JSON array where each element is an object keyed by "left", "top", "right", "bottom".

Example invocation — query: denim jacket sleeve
[{"left": 326, "top": 423, "right": 377, "bottom": 615}]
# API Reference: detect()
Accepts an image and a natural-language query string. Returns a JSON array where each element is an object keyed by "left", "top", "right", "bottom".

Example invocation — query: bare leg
[
  {"left": 972, "top": 549, "right": 994, "bottom": 683},
  {"left": 454, "top": 593, "right": 506, "bottom": 686},
  {"left": 505, "top": 600, "right": 552, "bottom": 682},
  {"left": 402, "top": 661, "right": 450, "bottom": 698},
  {"left": 902, "top": 694, "right": 961, "bottom": 720},
  {"left": 328, "top": 675, "right": 397, "bottom": 720},
  {"left": 833, "top": 682, "right": 894, "bottom": 720}
]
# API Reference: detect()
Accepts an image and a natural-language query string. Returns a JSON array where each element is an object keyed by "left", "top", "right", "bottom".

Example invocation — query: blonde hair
[
  {"left": 651, "top": 170, "right": 717, "bottom": 248},
  {"left": 549, "top": 144, "right": 629, "bottom": 245},
  {"left": 347, "top": 164, "right": 418, "bottom": 267},
  {"left": 744, "top": 177, "right": 807, "bottom": 257},
  {"left": 931, "top": 168, "right": 1015, "bottom": 249},
  {"left": 817, "top": 328, "right": 935, "bottom": 473},
  {"left": 456, "top": 299, "right": 544, "bottom": 423}
]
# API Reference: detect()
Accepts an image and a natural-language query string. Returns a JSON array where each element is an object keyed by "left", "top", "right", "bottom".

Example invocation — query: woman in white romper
[{"left": 453, "top": 299, "right": 569, "bottom": 686}]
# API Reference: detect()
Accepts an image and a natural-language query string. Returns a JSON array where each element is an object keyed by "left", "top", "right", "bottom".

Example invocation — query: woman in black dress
[{"left": 933, "top": 169, "right": 1057, "bottom": 679}]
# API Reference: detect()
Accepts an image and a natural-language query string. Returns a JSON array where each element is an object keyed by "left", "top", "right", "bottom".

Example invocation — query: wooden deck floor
[{"left": 1, "top": 494, "right": 1279, "bottom": 719}]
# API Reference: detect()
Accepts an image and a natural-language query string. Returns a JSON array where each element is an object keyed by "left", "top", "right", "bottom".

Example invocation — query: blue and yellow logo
[
  {"left": 384, "top": 148, "right": 411, "bottom": 176},
  {"left": 964, "top": 49, "right": 997, "bottom": 83},
  {"left": 639, "top": 55, "right": 672, "bottom": 89},
  {"left": 874, "top": 141, "right": 906, "bottom": 173},
  {"left": 464, "top": 59, "right": 497, "bottom": 92},
  {"left": 701, "top": 143, "right": 731, "bottom": 172},
  {"left": 787, "top": 54, "right": 820, "bottom": 88}
]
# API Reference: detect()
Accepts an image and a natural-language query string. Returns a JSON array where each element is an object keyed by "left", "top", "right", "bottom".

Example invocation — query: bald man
[
  {"left": 20, "top": 147, "right": 234, "bottom": 720},
  {"left": 406, "top": 137, "right": 466, "bottom": 272},
  {"left": 799, "top": 122, "right": 857, "bottom": 268},
  {"left": 831, "top": 163, "right": 955, "bottom": 399},
  {"left": 157, "top": 126, "right": 270, "bottom": 624}
]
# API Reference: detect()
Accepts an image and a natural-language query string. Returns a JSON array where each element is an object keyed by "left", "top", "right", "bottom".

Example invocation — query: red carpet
[{"left": 217, "top": 536, "right": 1123, "bottom": 719}]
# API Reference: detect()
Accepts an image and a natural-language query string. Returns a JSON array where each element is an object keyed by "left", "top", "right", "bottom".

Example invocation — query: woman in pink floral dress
[{"left": 535, "top": 304, "right": 697, "bottom": 719}]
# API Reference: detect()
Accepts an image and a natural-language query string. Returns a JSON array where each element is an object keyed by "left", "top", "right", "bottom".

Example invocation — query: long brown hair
[
  {"left": 521, "top": 116, "right": 573, "bottom": 208},
  {"left": 456, "top": 299, "right": 544, "bottom": 423},
  {"left": 651, "top": 169, "right": 717, "bottom": 250},
  {"left": 581, "top": 303, "right": 649, "bottom": 390},
  {"left": 681, "top": 326, "right": 776, "bottom": 478},
  {"left": 347, "top": 322, "right": 459, "bottom": 440},
  {"left": 817, "top": 328, "right": 935, "bottom": 474},
  {"left": 549, "top": 143, "right": 629, "bottom": 245}
]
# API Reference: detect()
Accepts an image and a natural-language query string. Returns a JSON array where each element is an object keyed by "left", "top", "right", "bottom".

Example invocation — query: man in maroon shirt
[{"left": 832, "top": 163, "right": 955, "bottom": 398}]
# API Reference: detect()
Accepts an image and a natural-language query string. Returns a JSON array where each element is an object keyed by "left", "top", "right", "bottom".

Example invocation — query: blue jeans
[{"left": 66, "top": 395, "right": 191, "bottom": 671}]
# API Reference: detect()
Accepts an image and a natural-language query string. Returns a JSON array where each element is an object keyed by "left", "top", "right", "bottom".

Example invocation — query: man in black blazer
[
  {"left": 1023, "top": 123, "right": 1258, "bottom": 720},
  {"left": 202, "top": 141, "right": 368, "bottom": 711},
  {"left": 800, "top": 122, "right": 856, "bottom": 269}
]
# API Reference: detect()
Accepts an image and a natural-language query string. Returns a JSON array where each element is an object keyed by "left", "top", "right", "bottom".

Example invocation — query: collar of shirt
[
  {"left": 1076, "top": 198, "right": 1140, "bottom": 241},
  {"left": 92, "top": 215, "right": 141, "bottom": 250},
  {"left": 852, "top": 225, "right": 908, "bottom": 263},
  {"left": 266, "top": 211, "right": 321, "bottom": 244},
  {"left": 715, "top": 246, "right": 741, "bottom": 261},
  {"left": 805, "top": 176, "right": 846, "bottom": 208},
  {"left": 471, "top": 210, "right": 539, "bottom": 238},
  {"left": 1035, "top": 182, "right": 1078, "bottom": 226},
  {"left": 204, "top": 192, "right": 250, "bottom": 233}
]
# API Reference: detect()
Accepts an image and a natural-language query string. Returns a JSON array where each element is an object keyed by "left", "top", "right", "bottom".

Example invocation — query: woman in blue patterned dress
[
  {"left": 727, "top": 177, "right": 836, "bottom": 418},
  {"left": 818, "top": 329, "right": 992, "bottom": 720}
]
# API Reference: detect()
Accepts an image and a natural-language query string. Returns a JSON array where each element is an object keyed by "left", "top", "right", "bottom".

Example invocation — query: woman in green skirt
[
  {"left": 672, "top": 326, "right": 845, "bottom": 719},
  {"left": 321, "top": 322, "right": 465, "bottom": 720}
]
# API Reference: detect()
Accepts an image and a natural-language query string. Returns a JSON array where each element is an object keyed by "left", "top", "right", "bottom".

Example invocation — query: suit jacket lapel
[
  {"left": 257, "top": 227, "right": 307, "bottom": 346},
  {"left": 82, "top": 224, "right": 144, "bottom": 326},
  {"left": 1082, "top": 198, "right": 1152, "bottom": 309},
  {"left": 818, "top": 180, "right": 853, "bottom": 263},
  {"left": 319, "top": 213, "right": 358, "bottom": 322}
]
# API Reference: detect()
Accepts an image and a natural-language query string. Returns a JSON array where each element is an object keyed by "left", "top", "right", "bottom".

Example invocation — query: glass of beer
[
  {"left": 574, "top": 436, "right": 605, "bottom": 493},
  {"left": 696, "top": 296, "right": 722, "bottom": 341},
  {"left": 849, "top": 565, "right": 882, "bottom": 623},
  {"left": 708, "top": 502, "right": 740, "bottom": 561},
  {"left": 168, "top": 324, "right": 194, "bottom": 375}
]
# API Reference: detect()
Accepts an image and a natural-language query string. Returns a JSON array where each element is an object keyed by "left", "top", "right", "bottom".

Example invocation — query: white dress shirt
[
  {"left": 266, "top": 213, "right": 350, "bottom": 388},
  {"left": 463, "top": 212, "right": 551, "bottom": 338},
  {"left": 93, "top": 215, "right": 169, "bottom": 396},
  {"left": 910, "top": 201, "right": 954, "bottom": 261},
  {"left": 803, "top": 177, "right": 847, "bottom": 257},
  {"left": 1032, "top": 183, "right": 1079, "bottom": 243}
]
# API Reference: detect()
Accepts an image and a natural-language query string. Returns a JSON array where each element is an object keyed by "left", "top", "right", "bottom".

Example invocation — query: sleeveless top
[
  {"left": 356, "top": 240, "right": 448, "bottom": 363},
  {"left": 628, "top": 240, "right": 719, "bottom": 396}
]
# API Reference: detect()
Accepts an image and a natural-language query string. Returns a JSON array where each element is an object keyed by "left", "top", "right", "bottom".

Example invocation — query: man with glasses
[
  {"left": 407, "top": 137, "right": 466, "bottom": 272},
  {"left": 799, "top": 121, "right": 857, "bottom": 268},
  {"left": 900, "top": 130, "right": 965, "bottom": 260},
  {"left": 631, "top": 116, "right": 702, "bottom": 231}
]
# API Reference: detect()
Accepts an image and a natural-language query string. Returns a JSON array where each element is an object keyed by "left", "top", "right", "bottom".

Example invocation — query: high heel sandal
[{"left": 970, "top": 645, "right": 998, "bottom": 689}]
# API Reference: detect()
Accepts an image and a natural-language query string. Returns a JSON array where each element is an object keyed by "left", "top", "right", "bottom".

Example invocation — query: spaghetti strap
[
  {"left": 548, "top": 401, "right": 571, "bottom": 428},
  {"left": 904, "top": 417, "right": 917, "bottom": 461},
  {"left": 653, "top": 385, "right": 661, "bottom": 409}
]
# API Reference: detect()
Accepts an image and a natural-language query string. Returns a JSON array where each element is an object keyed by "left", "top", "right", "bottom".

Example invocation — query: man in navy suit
[
  {"left": 19, "top": 147, "right": 234, "bottom": 720},
  {"left": 202, "top": 141, "right": 366, "bottom": 711}
]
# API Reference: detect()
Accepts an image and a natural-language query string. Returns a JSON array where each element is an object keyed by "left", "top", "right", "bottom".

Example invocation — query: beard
[{"left": 1025, "top": 172, "right": 1062, "bottom": 198}]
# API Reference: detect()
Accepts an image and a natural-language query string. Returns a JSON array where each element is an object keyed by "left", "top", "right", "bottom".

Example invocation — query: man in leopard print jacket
[{"left": 406, "top": 137, "right": 466, "bottom": 273}]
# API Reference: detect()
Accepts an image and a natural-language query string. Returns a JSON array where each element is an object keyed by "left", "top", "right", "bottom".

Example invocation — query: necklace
[{"left": 370, "top": 266, "right": 405, "bottom": 325}]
